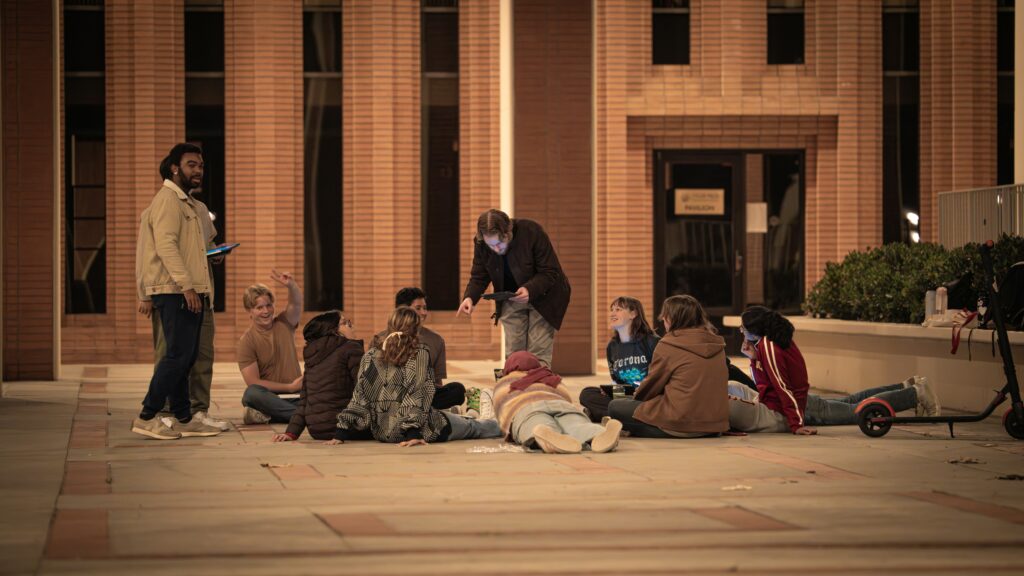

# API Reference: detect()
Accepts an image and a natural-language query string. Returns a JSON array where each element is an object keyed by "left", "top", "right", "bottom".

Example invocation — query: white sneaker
[
  {"left": 194, "top": 410, "right": 231, "bottom": 431},
  {"left": 479, "top": 389, "right": 495, "bottom": 420},
  {"left": 912, "top": 376, "right": 941, "bottom": 416},
  {"left": 173, "top": 417, "right": 223, "bottom": 437},
  {"left": 243, "top": 406, "right": 271, "bottom": 425}
]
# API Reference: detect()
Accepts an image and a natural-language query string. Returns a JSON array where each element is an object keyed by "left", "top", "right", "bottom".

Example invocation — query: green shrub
[{"left": 804, "top": 234, "right": 1024, "bottom": 324}]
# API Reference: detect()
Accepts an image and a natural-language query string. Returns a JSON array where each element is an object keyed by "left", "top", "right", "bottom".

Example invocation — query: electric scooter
[{"left": 855, "top": 240, "right": 1024, "bottom": 440}]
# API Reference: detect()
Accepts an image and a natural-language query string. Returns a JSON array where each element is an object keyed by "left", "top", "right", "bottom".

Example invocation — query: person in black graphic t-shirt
[{"left": 580, "top": 297, "right": 659, "bottom": 423}]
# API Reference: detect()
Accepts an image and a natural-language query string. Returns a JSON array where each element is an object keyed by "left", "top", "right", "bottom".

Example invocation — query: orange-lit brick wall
[
  {"left": 0, "top": 0, "right": 1007, "bottom": 376},
  {"left": 2, "top": 0, "right": 57, "bottom": 379},
  {"left": 514, "top": 0, "right": 594, "bottom": 374},
  {"left": 62, "top": 0, "right": 185, "bottom": 364},
  {"left": 595, "top": 0, "right": 883, "bottom": 355}
]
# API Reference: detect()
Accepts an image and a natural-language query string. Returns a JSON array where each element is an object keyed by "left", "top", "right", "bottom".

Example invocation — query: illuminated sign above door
[{"left": 674, "top": 188, "right": 725, "bottom": 216}]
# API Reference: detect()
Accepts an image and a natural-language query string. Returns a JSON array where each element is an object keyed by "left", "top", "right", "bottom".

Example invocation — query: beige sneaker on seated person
[
  {"left": 243, "top": 406, "right": 271, "bottom": 425},
  {"left": 173, "top": 417, "right": 223, "bottom": 437},
  {"left": 911, "top": 376, "right": 941, "bottom": 417},
  {"left": 131, "top": 417, "right": 181, "bottom": 440}
]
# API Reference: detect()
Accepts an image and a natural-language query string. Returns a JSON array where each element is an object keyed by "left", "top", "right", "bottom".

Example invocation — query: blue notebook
[{"left": 206, "top": 243, "right": 240, "bottom": 257}]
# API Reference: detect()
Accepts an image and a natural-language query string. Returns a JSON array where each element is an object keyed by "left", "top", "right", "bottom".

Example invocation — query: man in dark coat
[{"left": 457, "top": 209, "right": 570, "bottom": 367}]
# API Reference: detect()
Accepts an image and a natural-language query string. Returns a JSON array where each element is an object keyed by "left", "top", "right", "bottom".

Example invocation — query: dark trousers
[
  {"left": 607, "top": 398, "right": 718, "bottom": 439},
  {"left": 432, "top": 382, "right": 466, "bottom": 410},
  {"left": 579, "top": 386, "right": 611, "bottom": 423},
  {"left": 607, "top": 398, "right": 675, "bottom": 438},
  {"left": 141, "top": 294, "right": 204, "bottom": 421}
]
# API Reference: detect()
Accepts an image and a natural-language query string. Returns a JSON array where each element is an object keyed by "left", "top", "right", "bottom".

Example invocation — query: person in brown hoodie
[
  {"left": 607, "top": 295, "right": 729, "bottom": 438},
  {"left": 272, "top": 311, "right": 365, "bottom": 442}
]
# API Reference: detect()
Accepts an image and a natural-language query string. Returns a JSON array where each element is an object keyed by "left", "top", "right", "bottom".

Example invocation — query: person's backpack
[{"left": 998, "top": 261, "right": 1024, "bottom": 331}]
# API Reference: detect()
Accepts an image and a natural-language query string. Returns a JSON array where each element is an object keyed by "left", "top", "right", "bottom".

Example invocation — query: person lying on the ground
[
  {"left": 327, "top": 306, "right": 501, "bottom": 447},
  {"left": 607, "top": 295, "right": 730, "bottom": 439},
  {"left": 494, "top": 351, "right": 622, "bottom": 454},
  {"left": 728, "top": 306, "right": 940, "bottom": 435},
  {"left": 237, "top": 270, "right": 304, "bottom": 425},
  {"left": 273, "top": 311, "right": 364, "bottom": 442}
]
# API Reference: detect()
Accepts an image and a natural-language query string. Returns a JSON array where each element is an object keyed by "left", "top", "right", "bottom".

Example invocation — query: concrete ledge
[{"left": 724, "top": 316, "right": 1024, "bottom": 412}]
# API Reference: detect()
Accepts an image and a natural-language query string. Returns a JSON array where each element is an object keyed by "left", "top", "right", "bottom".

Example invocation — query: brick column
[
  {"left": 222, "top": 0, "right": 303, "bottom": 350},
  {"left": 343, "top": 0, "right": 420, "bottom": 332},
  {"left": 920, "top": 0, "right": 997, "bottom": 241},
  {"left": 2, "top": 0, "right": 56, "bottom": 379},
  {"left": 65, "top": 0, "right": 186, "bottom": 364},
  {"left": 594, "top": 1, "right": 650, "bottom": 360},
  {"left": 428, "top": 0, "right": 503, "bottom": 361},
  {"left": 832, "top": 0, "right": 882, "bottom": 254},
  {"left": 514, "top": 0, "right": 594, "bottom": 375}
]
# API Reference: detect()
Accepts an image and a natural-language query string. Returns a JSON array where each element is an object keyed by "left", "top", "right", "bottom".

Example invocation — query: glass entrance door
[{"left": 654, "top": 152, "right": 744, "bottom": 319}]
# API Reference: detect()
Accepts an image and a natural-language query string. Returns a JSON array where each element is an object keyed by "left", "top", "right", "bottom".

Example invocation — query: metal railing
[{"left": 938, "top": 184, "right": 1024, "bottom": 248}]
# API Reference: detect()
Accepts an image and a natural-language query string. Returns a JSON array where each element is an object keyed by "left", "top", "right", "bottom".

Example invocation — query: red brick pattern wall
[
  {"left": 514, "top": 0, "right": 594, "bottom": 374},
  {"left": 343, "top": 0, "right": 422, "bottom": 340},
  {"left": 220, "top": 0, "right": 303, "bottom": 359},
  {"left": 920, "top": 0, "right": 996, "bottom": 242},
  {"left": 62, "top": 0, "right": 185, "bottom": 364},
  {"left": 2, "top": 0, "right": 57, "bottom": 379},
  {"left": 59, "top": 0, "right": 505, "bottom": 367},
  {"left": 2, "top": 0, "right": 1006, "bottom": 374},
  {"left": 594, "top": 0, "right": 881, "bottom": 357},
  {"left": 432, "top": 0, "right": 503, "bottom": 360}
]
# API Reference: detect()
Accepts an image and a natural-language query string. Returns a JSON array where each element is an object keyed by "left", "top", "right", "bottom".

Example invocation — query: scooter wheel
[
  {"left": 1003, "top": 407, "right": 1024, "bottom": 440},
  {"left": 857, "top": 401, "right": 893, "bottom": 438}
]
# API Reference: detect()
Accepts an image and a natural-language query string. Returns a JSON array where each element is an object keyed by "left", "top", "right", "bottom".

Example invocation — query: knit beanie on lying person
[{"left": 502, "top": 351, "right": 562, "bottom": 391}]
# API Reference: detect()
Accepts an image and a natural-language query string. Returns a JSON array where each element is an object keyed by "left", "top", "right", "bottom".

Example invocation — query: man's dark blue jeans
[{"left": 141, "top": 293, "right": 205, "bottom": 422}]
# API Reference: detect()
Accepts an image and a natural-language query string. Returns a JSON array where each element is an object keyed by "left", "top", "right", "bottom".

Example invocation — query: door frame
[{"left": 652, "top": 150, "right": 747, "bottom": 319}]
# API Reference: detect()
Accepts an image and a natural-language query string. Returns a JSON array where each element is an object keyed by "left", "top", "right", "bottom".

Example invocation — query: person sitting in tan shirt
[{"left": 237, "top": 270, "right": 304, "bottom": 424}]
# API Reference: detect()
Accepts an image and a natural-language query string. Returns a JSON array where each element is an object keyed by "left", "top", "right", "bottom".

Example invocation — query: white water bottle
[
  {"left": 925, "top": 290, "right": 936, "bottom": 318},
  {"left": 935, "top": 286, "right": 948, "bottom": 316}
]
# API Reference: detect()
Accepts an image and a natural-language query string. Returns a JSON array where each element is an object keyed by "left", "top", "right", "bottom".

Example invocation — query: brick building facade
[{"left": 1, "top": 0, "right": 1011, "bottom": 380}]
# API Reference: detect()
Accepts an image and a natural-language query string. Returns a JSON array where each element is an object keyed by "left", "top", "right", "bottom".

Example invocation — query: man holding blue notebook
[{"left": 132, "top": 143, "right": 223, "bottom": 440}]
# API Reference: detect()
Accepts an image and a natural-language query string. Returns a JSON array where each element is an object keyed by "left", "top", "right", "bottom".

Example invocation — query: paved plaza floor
[{"left": 2, "top": 360, "right": 1023, "bottom": 575}]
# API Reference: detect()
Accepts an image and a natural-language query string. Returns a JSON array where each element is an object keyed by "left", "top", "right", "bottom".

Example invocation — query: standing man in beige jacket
[{"left": 132, "top": 143, "right": 223, "bottom": 440}]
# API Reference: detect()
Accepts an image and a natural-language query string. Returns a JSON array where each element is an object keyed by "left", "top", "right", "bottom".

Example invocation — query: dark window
[
  {"left": 652, "top": 0, "right": 689, "bottom": 65},
  {"left": 998, "top": 0, "right": 1014, "bottom": 184},
  {"left": 303, "top": 4, "right": 343, "bottom": 311},
  {"left": 882, "top": 0, "right": 920, "bottom": 244},
  {"left": 64, "top": 4, "right": 107, "bottom": 313},
  {"left": 186, "top": 1, "right": 227, "bottom": 311},
  {"left": 421, "top": 0, "right": 460, "bottom": 310},
  {"left": 998, "top": 0, "right": 1014, "bottom": 73},
  {"left": 767, "top": 0, "right": 804, "bottom": 65},
  {"left": 881, "top": 5, "right": 919, "bottom": 71},
  {"left": 763, "top": 153, "right": 804, "bottom": 314}
]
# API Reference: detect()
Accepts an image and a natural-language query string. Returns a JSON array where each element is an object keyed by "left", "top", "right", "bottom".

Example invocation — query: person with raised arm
[{"left": 237, "top": 270, "right": 305, "bottom": 424}]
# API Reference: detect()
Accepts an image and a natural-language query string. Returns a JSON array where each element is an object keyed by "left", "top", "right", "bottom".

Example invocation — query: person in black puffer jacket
[{"left": 273, "top": 311, "right": 365, "bottom": 442}]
